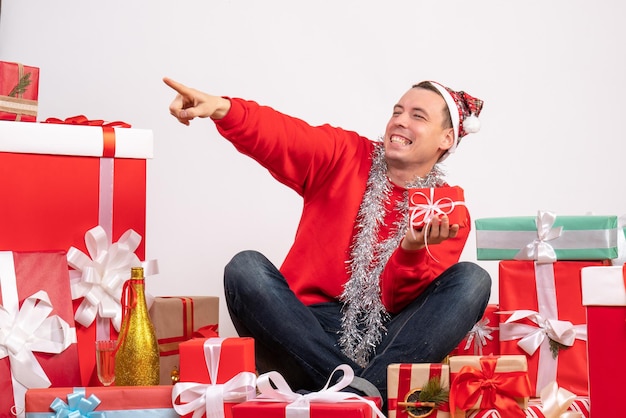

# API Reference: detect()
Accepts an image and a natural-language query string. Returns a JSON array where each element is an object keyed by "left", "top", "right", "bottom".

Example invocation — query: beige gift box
[{"left": 149, "top": 296, "right": 219, "bottom": 384}]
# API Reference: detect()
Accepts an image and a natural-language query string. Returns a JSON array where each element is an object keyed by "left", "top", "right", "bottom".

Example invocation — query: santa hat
[{"left": 426, "top": 81, "right": 484, "bottom": 160}]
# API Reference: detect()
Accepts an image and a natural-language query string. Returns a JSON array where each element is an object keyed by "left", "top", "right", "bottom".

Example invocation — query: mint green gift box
[{"left": 475, "top": 211, "right": 618, "bottom": 261}]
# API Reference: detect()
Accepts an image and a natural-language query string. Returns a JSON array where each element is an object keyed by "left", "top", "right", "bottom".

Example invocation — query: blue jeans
[{"left": 224, "top": 250, "right": 491, "bottom": 406}]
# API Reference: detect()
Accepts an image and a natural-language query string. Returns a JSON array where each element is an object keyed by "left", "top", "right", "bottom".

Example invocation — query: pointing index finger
[{"left": 163, "top": 77, "right": 190, "bottom": 95}]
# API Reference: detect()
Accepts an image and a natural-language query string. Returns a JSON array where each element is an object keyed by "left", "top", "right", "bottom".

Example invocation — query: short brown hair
[{"left": 412, "top": 81, "right": 452, "bottom": 130}]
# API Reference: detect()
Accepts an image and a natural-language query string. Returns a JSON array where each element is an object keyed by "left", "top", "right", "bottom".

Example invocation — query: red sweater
[{"left": 215, "top": 98, "right": 469, "bottom": 313}]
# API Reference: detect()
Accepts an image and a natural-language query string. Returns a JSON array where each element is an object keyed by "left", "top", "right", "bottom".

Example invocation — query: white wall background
[{"left": 1, "top": 0, "right": 624, "bottom": 338}]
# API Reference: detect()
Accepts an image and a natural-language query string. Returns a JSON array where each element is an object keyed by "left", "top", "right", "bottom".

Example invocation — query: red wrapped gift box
[
  {"left": 232, "top": 398, "right": 382, "bottom": 418},
  {"left": 176, "top": 337, "right": 256, "bottom": 418},
  {"left": 149, "top": 296, "right": 220, "bottom": 385},
  {"left": 498, "top": 260, "right": 608, "bottom": 397},
  {"left": 25, "top": 386, "right": 177, "bottom": 417},
  {"left": 0, "top": 120, "right": 153, "bottom": 387},
  {"left": 0, "top": 251, "right": 81, "bottom": 417},
  {"left": 451, "top": 304, "right": 499, "bottom": 356},
  {"left": 387, "top": 363, "right": 450, "bottom": 418},
  {"left": 233, "top": 365, "right": 383, "bottom": 418},
  {"left": 179, "top": 337, "right": 255, "bottom": 384},
  {"left": 408, "top": 186, "right": 468, "bottom": 230},
  {"left": 0, "top": 61, "right": 39, "bottom": 122},
  {"left": 581, "top": 265, "right": 626, "bottom": 418},
  {"left": 448, "top": 355, "right": 531, "bottom": 418}
]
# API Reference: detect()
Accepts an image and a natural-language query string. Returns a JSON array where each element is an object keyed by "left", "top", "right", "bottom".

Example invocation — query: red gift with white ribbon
[
  {"left": 0, "top": 118, "right": 154, "bottom": 386},
  {"left": 0, "top": 251, "right": 80, "bottom": 417},
  {"left": 173, "top": 337, "right": 257, "bottom": 418},
  {"left": 232, "top": 364, "right": 385, "bottom": 418},
  {"left": 497, "top": 260, "right": 607, "bottom": 396}
]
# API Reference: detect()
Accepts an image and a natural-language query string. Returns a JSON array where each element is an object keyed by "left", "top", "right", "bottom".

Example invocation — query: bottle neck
[{"left": 121, "top": 278, "right": 148, "bottom": 316}]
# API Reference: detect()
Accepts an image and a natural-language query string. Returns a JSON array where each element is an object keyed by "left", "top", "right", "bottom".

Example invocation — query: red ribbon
[
  {"left": 43, "top": 115, "right": 131, "bottom": 158},
  {"left": 193, "top": 324, "right": 219, "bottom": 338},
  {"left": 450, "top": 356, "right": 531, "bottom": 418},
  {"left": 43, "top": 115, "right": 131, "bottom": 128}
]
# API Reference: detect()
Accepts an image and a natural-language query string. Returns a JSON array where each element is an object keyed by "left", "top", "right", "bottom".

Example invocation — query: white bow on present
[
  {"left": 172, "top": 337, "right": 257, "bottom": 418},
  {"left": 408, "top": 187, "right": 465, "bottom": 261},
  {"left": 538, "top": 382, "right": 582, "bottom": 418},
  {"left": 514, "top": 210, "right": 563, "bottom": 264},
  {"left": 464, "top": 317, "right": 498, "bottom": 355},
  {"left": 0, "top": 251, "right": 78, "bottom": 418},
  {"left": 0, "top": 290, "right": 76, "bottom": 388},
  {"left": 255, "top": 364, "right": 386, "bottom": 418},
  {"left": 67, "top": 225, "right": 158, "bottom": 333}
]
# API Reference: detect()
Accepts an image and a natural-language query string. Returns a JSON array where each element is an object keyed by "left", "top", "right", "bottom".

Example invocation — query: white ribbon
[
  {"left": 408, "top": 187, "right": 465, "bottom": 262},
  {"left": 498, "top": 263, "right": 587, "bottom": 396},
  {"left": 463, "top": 317, "right": 498, "bottom": 355},
  {"left": 611, "top": 214, "right": 626, "bottom": 266},
  {"left": 172, "top": 373, "right": 257, "bottom": 418},
  {"left": 538, "top": 382, "right": 582, "bottom": 418},
  {"left": 409, "top": 188, "right": 463, "bottom": 229},
  {"left": 66, "top": 225, "right": 158, "bottom": 337},
  {"left": 172, "top": 338, "right": 257, "bottom": 418},
  {"left": 499, "top": 310, "right": 585, "bottom": 354},
  {"left": 255, "top": 364, "right": 386, "bottom": 418},
  {"left": 0, "top": 252, "right": 77, "bottom": 418},
  {"left": 514, "top": 210, "right": 563, "bottom": 264}
]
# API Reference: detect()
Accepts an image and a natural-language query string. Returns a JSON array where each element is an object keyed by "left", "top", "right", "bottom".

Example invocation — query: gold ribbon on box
[
  {"left": 254, "top": 364, "right": 386, "bottom": 418},
  {"left": 172, "top": 337, "right": 257, "bottom": 418},
  {"left": 0, "top": 252, "right": 77, "bottom": 417},
  {"left": 67, "top": 226, "right": 159, "bottom": 339}
]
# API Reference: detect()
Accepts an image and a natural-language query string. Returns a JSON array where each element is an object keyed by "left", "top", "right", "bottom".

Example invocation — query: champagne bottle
[{"left": 115, "top": 266, "right": 160, "bottom": 385}]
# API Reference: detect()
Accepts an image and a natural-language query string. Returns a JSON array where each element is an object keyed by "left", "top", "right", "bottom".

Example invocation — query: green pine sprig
[
  {"left": 8, "top": 72, "right": 32, "bottom": 97},
  {"left": 418, "top": 377, "right": 450, "bottom": 406},
  {"left": 549, "top": 338, "right": 571, "bottom": 359}
]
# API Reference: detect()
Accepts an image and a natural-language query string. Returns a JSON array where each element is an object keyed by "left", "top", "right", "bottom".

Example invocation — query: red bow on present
[
  {"left": 43, "top": 115, "right": 131, "bottom": 128},
  {"left": 450, "top": 356, "right": 532, "bottom": 418},
  {"left": 43, "top": 115, "right": 131, "bottom": 157}
]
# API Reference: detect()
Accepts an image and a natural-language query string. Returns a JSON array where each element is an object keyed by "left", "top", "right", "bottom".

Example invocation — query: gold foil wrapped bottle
[{"left": 115, "top": 266, "right": 160, "bottom": 385}]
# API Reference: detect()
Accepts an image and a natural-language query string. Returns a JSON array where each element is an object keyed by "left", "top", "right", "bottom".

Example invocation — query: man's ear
[{"left": 439, "top": 128, "right": 455, "bottom": 151}]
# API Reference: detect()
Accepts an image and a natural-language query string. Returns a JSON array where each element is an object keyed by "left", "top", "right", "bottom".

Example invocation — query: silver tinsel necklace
[{"left": 339, "top": 142, "right": 445, "bottom": 367}]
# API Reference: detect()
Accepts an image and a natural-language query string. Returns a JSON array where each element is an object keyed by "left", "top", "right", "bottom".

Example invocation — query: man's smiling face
[{"left": 383, "top": 86, "right": 454, "bottom": 176}]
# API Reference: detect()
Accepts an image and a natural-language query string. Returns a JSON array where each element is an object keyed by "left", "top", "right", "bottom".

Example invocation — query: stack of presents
[{"left": 1, "top": 60, "right": 624, "bottom": 418}]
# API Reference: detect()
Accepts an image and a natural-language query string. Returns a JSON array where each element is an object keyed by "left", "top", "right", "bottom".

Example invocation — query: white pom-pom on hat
[{"left": 463, "top": 114, "right": 481, "bottom": 134}]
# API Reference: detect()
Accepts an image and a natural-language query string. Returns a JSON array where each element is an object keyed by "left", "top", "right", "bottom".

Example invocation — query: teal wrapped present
[{"left": 475, "top": 210, "right": 618, "bottom": 262}]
